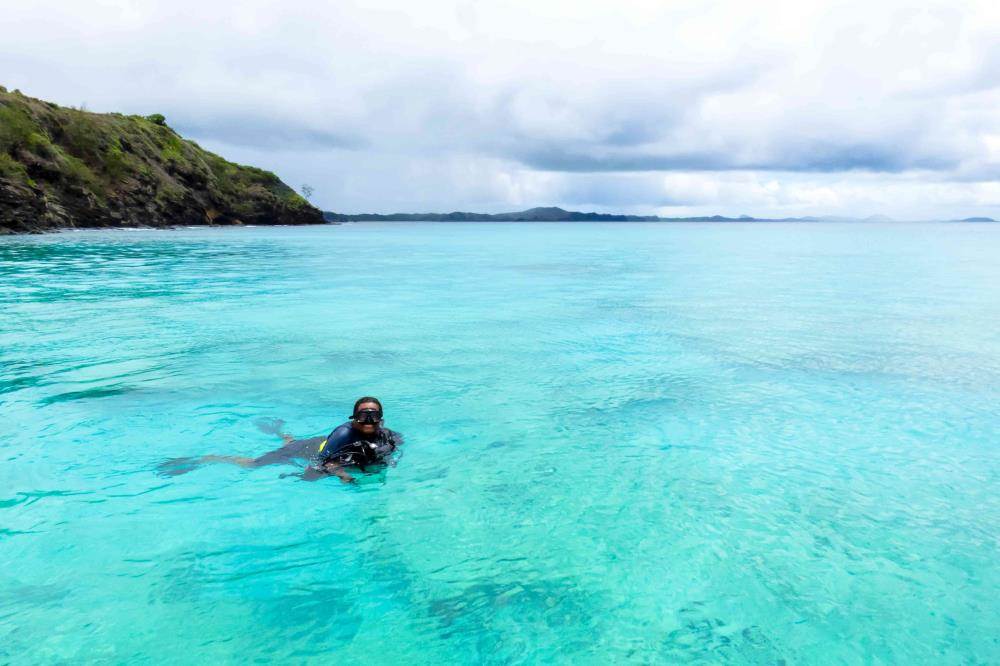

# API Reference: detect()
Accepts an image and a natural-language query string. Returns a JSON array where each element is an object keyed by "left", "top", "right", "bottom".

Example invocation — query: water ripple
[{"left": 0, "top": 224, "right": 997, "bottom": 663}]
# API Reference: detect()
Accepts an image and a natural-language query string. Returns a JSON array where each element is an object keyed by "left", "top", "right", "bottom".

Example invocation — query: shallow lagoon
[{"left": 1, "top": 222, "right": 998, "bottom": 663}]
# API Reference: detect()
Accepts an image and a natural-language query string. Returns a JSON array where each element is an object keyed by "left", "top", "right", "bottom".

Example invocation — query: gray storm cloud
[{"left": 2, "top": 0, "right": 999, "bottom": 217}]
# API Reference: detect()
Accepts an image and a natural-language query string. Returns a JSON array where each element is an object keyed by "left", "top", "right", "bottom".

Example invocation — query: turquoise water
[{"left": 1, "top": 222, "right": 998, "bottom": 663}]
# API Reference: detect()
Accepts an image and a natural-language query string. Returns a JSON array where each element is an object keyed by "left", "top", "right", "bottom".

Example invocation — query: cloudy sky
[{"left": 3, "top": 0, "right": 1000, "bottom": 218}]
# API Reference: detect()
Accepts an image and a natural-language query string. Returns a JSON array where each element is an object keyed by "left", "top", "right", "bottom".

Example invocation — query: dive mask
[{"left": 352, "top": 409, "right": 382, "bottom": 425}]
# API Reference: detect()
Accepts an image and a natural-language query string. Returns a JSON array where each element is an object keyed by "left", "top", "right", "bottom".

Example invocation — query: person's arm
[
  {"left": 304, "top": 462, "right": 356, "bottom": 483},
  {"left": 281, "top": 460, "right": 356, "bottom": 483}
]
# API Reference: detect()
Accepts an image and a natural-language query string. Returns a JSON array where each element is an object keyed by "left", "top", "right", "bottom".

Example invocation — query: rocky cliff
[{"left": 0, "top": 87, "right": 324, "bottom": 233}]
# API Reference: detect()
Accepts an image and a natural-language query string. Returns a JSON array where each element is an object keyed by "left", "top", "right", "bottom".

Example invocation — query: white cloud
[{"left": 2, "top": 0, "right": 999, "bottom": 217}]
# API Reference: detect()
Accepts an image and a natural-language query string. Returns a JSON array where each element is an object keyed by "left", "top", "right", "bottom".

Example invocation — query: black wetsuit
[
  {"left": 251, "top": 436, "right": 326, "bottom": 466},
  {"left": 314, "top": 422, "right": 402, "bottom": 470}
]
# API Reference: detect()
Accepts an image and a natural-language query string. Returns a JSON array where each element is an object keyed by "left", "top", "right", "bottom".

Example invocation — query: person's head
[{"left": 351, "top": 396, "right": 383, "bottom": 436}]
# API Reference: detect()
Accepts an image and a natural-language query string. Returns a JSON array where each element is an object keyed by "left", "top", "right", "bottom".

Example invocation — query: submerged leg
[
  {"left": 157, "top": 418, "right": 323, "bottom": 477},
  {"left": 254, "top": 417, "right": 295, "bottom": 444},
  {"left": 157, "top": 437, "right": 325, "bottom": 477},
  {"left": 199, "top": 454, "right": 259, "bottom": 467},
  {"left": 156, "top": 454, "right": 259, "bottom": 476}
]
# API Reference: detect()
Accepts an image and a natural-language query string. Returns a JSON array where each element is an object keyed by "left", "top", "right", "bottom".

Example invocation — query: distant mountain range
[{"left": 324, "top": 207, "right": 996, "bottom": 223}]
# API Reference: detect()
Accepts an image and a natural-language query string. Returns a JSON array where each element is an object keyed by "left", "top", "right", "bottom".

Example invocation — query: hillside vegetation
[{"left": 0, "top": 86, "right": 323, "bottom": 233}]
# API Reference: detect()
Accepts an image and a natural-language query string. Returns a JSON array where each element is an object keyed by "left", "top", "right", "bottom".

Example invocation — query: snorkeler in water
[
  {"left": 158, "top": 397, "right": 402, "bottom": 483},
  {"left": 304, "top": 396, "right": 402, "bottom": 482}
]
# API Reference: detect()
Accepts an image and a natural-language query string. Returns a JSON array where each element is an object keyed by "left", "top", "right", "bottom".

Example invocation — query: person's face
[{"left": 352, "top": 401, "right": 382, "bottom": 436}]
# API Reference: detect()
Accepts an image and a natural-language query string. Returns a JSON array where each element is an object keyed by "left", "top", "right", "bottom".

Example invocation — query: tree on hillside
[{"left": 301, "top": 184, "right": 314, "bottom": 200}]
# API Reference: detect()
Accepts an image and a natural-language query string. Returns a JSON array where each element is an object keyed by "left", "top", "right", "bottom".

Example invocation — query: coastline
[{"left": 5, "top": 219, "right": 996, "bottom": 238}]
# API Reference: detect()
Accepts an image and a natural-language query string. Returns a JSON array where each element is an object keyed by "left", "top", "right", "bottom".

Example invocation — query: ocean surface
[{"left": 1, "top": 222, "right": 998, "bottom": 664}]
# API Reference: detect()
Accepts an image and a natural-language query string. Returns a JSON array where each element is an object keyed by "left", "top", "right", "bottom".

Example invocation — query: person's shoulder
[
  {"left": 318, "top": 422, "right": 355, "bottom": 457},
  {"left": 328, "top": 422, "right": 353, "bottom": 439}
]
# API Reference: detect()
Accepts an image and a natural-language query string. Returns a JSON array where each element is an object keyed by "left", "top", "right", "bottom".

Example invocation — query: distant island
[
  {"left": 0, "top": 86, "right": 323, "bottom": 234},
  {"left": 325, "top": 207, "right": 996, "bottom": 223}
]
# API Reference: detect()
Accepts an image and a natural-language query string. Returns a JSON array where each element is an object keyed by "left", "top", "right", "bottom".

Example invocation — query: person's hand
[{"left": 323, "top": 462, "right": 356, "bottom": 484}]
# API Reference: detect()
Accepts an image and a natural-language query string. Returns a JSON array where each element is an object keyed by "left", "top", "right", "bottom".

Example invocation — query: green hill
[{"left": 0, "top": 86, "right": 323, "bottom": 233}]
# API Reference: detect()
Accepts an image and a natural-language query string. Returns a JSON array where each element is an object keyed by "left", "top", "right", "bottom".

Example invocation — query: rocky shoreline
[{"left": 0, "top": 87, "right": 324, "bottom": 234}]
